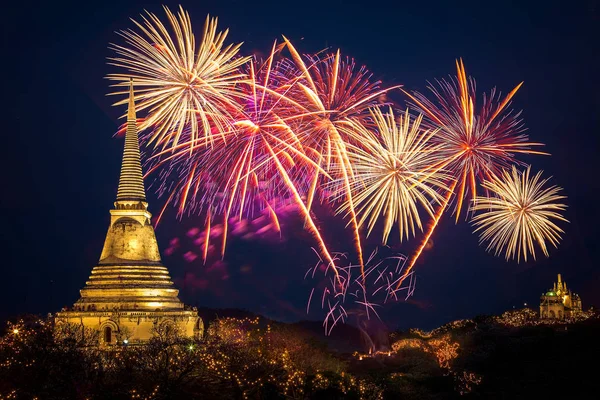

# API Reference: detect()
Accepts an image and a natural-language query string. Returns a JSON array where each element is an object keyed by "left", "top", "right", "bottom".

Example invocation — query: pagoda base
[{"left": 55, "top": 308, "right": 202, "bottom": 346}]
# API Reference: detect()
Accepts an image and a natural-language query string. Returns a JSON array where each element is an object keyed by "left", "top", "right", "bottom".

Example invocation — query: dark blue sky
[{"left": 2, "top": 0, "right": 598, "bottom": 330}]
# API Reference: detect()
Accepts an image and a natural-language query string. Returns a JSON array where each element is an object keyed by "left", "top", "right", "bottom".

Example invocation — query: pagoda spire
[
  {"left": 116, "top": 79, "right": 146, "bottom": 202},
  {"left": 557, "top": 274, "right": 563, "bottom": 291}
]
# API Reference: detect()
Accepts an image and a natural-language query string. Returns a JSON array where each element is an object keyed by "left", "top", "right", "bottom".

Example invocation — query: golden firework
[
  {"left": 332, "top": 107, "right": 450, "bottom": 244},
  {"left": 471, "top": 166, "right": 567, "bottom": 262},
  {"left": 396, "top": 59, "right": 547, "bottom": 289},
  {"left": 281, "top": 39, "right": 400, "bottom": 274},
  {"left": 107, "top": 6, "right": 250, "bottom": 149}
]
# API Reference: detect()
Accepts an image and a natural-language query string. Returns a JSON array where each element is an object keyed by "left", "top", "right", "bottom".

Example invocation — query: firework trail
[
  {"left": 107, "top": 6, "right": 250, "bottom": 150},
  {"left": 306, "top": 247, "right": 414, "bottom": 335},
  {"left": 397, "top": 59, "right": 547, "bottom": 288},
  {"left": 329, "top": 107, "right": 450, "bottom": 244},
  {"left": 471, "top": 166, "right": 567, "bottom": 262},
  {"left": 140, "top": 42, "right": 347, "bottom": 284},
  {"left": 281, "top": 39, "right": 401, "bottom": 280}
]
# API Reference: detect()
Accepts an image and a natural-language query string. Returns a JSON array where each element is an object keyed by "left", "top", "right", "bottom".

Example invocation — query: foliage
[
  {"left": 2, "top": 312, "right": 599, "bottom": 399},
  {"left": 0, "top": 316, "right": 380, "bottom": 400}
]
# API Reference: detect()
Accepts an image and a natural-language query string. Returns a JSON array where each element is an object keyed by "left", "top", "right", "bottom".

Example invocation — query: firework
[
  {"left": 144, "top": 43, "right": 345, "bottom": 281},
  {"left": 107, "top": 6, "right": 250, "bottom": 150},
  {"left": 330, "top": 107, "right": 449, "bottom": 244},
  {"left": 405, "top": 59, "right": 546, "bottom": 220},
  {"left": 471, "top": 166, "right": 567, "bottom": 262},
  {"left": 200, "top": 46, "right": 338, "bottom": 269},
  {"left": 282, "top": 39, "right": 401, "bottom": 276},
  {"left": 306, "top": 247, "right": 413, "bottom": 335},
  {"left": 397, "top": 59, "right": 547, "bottom": 287}
]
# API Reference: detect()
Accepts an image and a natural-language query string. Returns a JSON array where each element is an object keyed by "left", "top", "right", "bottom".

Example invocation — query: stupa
[{"left": 55, "top": 80, "right": 202, "bottom": 345}]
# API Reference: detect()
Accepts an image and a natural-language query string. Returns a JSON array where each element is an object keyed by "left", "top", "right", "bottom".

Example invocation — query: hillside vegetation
[{"left": 0, "top": 308, "right": 597, "bottom": 399}]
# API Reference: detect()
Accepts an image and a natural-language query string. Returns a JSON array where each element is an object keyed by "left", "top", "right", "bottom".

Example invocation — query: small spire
[
  {"left": 116, "top": 79, "right": 147, "bottom": 202},
  {"left": 127, "top": 78, "right": 136, "bottom": 121}
]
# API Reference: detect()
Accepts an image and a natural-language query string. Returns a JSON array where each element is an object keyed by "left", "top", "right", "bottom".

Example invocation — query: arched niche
[{"left": 99, "top": 320, "right": 119, "bottom": 345}]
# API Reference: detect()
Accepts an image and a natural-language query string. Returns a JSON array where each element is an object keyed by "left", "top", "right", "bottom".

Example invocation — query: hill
[
  {"left": 0, "top": 308, "right": 598, "bottom": 399},
  {"left": 348, "top": 308, "right": 600, "bottom": 398}
]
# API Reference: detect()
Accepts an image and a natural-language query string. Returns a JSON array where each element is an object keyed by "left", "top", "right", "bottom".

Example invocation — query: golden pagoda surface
[{"left": 55, "top": 81, "right": 203, "bottom": 346}]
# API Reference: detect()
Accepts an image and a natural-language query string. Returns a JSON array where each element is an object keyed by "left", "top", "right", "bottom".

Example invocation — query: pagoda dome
[{"left": 99, "top": 216, "right": 161, "bottom": 264}]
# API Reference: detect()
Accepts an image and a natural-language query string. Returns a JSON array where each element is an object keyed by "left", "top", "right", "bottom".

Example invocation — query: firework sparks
[
  {"left": 306, "top": 247, "right": 413, "bottom": 335},
  {"left": 396, "top": 179, "right": 457, "bottom": 288},
  {"left": 471, "top": 166, "right": 567, "bottom": 262},
  {"left": 405, "top": 58, "right": 547, "bottom": 221},
  {"left": 107, "top": 6, "right": 250, "bottom": 149},
  {"left": 282, "top": 39, "right": 401, "bottom": 278},
  {"left": 396, "top": 59, "right": 547, "bottom": 287},
  {"left": 106, "top": 7, "right": 568, "bottom": 328},
  {"left": 330, "top": 107, "right": 449, "bottom": 244},
  {"left": 143, "top": 42, "right": 345, "bottom": 281}
]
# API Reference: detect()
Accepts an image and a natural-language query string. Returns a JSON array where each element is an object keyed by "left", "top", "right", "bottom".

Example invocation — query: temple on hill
[
  {"left": 55, "top": 80, "right": 203, "bottom": 345},
  {"left": 539, "top": 274, "right": 582, "bottom": 320}
]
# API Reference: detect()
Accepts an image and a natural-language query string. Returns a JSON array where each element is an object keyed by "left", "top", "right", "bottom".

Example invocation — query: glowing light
[
  {"left": 329, "top": 107, "right": 449, "bottom": 244},
  {"left": 107, "top": 6, "right": 250, "bottom": 149},
  {"left": 471, "top": 166, "right": 567, "bottom": 262},
  {"left": 398, "top": 59, "right": 547, "bottom": 281},
  {"left": 404, "top": 59, "right": 546, "bottom": 221},
  {"left": 282, "top": 39, "right": 401, "bottom": 278}
]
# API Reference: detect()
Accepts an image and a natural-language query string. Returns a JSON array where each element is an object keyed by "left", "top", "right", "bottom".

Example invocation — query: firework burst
[
  {"left": 397, "top": 59, "right": 547, "bottom": 287},
  {"left": 107, "top": 6, "right": 250, "bottom": 150},
  {"left": 144, "top": 43, "right": 344, "bottom": 281},
  {"left": 405, "top": 59, "right": 547, "bottom": 220},
  {"left": 198, "top": 45, "right": 336, "bottom": 265},
  {"left": 471, "top": 166, "right": 567, "bottom": 262},
  {"left": 282, "top": 39, "right": 401, "bottom": 276},
  {"left": 330, "top": 107, "right": 450, "bottom": 244}
]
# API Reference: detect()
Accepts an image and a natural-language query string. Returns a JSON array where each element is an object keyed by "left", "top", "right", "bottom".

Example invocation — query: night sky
[{"left": 2, "top": 0, "right": 598, "bottom": 331}]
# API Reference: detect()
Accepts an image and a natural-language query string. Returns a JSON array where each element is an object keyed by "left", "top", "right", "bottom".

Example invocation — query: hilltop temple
[
  {"left": 55, "top": 81, "right": 203, "bottom": 345},
  {"left": 539, "top": 274, "right": 582, "bottom": 320}
]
